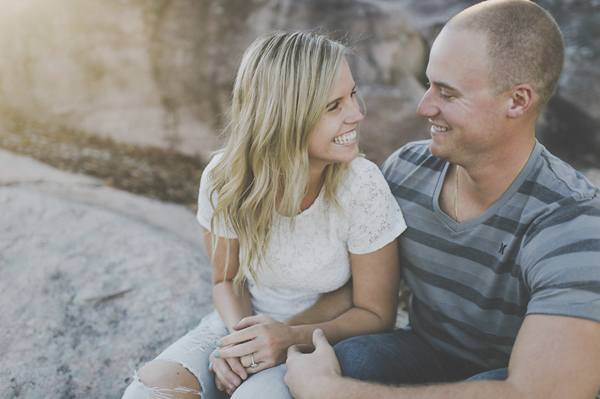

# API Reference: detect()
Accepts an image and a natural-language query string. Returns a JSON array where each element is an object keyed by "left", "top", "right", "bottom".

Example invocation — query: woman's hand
[
  {"left": 214, "top": 314, "right": 296, "bottom": 372},
  {"left": 209, "top": 350, "right": 247, "bottom": 395}
]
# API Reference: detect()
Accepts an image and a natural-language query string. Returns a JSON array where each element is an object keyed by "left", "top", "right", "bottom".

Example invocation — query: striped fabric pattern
[{"left": 381, "top": 140, "right": 600, "bottom": 369}]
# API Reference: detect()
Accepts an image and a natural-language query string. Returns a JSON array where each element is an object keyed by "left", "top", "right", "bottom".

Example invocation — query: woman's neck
[{"left": 300, "top": 169, "right": 326, "bottom": 212}]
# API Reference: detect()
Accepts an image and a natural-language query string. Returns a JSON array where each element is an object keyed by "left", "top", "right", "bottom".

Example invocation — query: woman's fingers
[
  {"left": 227, "top": 356, "right": 248, "bottom": 380},
  {"left": 211, "top": 356, "right": 247, "bottom": 393},
  {"left": 239, "top": 353, "right": 251, "bottom": 368},
  {"left": 218, "top": 327, "right": 257, "bottom": 349},
  {"left": 215, "top": 339, "right": 256, "bottom": 359},
  {"left": 232, "top": 314, "right": 267, "bottom": 331},
  {"left": 240, "top": 352, "right": 265, "bottom": 374},
  {"left": 212, "top": 358, "right": 239, "bottom": 391}
]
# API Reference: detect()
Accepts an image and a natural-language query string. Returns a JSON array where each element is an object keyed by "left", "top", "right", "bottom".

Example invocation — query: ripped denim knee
[{"left": 121, "top": 371, "right": 202, "bottom": 399}]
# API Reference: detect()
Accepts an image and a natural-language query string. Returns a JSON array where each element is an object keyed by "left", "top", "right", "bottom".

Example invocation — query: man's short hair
[{"left": 448, "top": 0, "right": 564, "bottom": 112}]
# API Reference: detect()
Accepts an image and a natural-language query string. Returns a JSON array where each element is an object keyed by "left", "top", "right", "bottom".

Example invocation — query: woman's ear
[{"left": 507, "top": 84, "right": 534, "bottom": 118}]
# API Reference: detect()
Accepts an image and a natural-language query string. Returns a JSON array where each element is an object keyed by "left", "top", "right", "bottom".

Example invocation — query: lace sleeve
[
  {"left": 346, "top": 158, "right": 406, "bottom": 254},
  {"left": 196, "top": 153, "right": 238, "bottom": 238}
]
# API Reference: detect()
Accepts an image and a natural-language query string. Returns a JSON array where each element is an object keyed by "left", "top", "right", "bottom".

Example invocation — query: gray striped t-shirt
[{"left": 381, "top": 140, "right": 600, "bottom": 369}]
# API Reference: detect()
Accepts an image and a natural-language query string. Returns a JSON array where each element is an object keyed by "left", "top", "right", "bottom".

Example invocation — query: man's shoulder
[
  {"left": 534, "top": 145, "right": 599, "bottom": 203},
  {"left": 520, "top": 145, "right": 600, "bottom": 245},
  {"left": 384, "top": 140, "right": 432, "bottom": 164}
]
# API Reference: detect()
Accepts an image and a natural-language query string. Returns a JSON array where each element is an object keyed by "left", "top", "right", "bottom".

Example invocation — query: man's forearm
[
  {"left": 284, "top": 280, "right": 353, "bottom": 326},
  {"left": 302, "top": 377, "right": 524, "bottom": 399}
]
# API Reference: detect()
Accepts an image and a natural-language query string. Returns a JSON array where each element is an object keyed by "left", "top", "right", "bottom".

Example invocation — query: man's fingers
[
  {"left": 287, "top": 344, "right": 301, "bottom": 358},
  {"left": 312, "top": 328, "right": 330, "bottom": 349},
  {"left": 287, "top": 330, "right": 329, "bottom": 361}
]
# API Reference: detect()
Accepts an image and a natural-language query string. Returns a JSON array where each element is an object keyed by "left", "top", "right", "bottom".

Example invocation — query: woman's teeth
[{"left": 332, "top": 130, "right": 357, "bottom": 144}]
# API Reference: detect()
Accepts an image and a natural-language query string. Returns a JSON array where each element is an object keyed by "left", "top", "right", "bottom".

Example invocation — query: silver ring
[{"left": 250, "top": 353, "right": 258, "bottom": 368}]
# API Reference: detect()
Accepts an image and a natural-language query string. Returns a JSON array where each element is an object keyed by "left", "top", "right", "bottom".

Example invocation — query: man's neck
[{"left": 448, "top": 138, "right": 536, "bottom": 223}]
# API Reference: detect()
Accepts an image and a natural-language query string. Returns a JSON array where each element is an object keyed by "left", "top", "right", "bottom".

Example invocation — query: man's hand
[{"left": 285, "top": 329, "right": 342, "bottom": 399}]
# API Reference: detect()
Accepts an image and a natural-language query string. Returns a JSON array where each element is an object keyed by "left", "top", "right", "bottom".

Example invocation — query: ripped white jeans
[{"left": 121, "top": 310, "right": 292, "bottom": 399}]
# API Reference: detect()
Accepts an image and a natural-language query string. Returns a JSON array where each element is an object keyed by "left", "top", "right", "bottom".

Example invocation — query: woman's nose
[{"left": 347, "top": 98, "right": 364, "bottom": 124}]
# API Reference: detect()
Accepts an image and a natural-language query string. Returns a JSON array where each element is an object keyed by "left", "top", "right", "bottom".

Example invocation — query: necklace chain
[{"left": 454, "top": 164, "right": 459, "bottom": 222}]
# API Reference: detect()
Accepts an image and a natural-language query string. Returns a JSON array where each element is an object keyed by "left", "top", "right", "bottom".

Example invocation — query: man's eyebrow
[
  {"left": 432, "top": 80, "right": 460, "bottom": 93},
  {"left": 326, "top": 84, "right": 356, "bottom": 108}
]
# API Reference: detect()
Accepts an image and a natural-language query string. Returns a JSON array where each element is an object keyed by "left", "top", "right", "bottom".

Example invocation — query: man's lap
[{"left": 334, "top": 328, "right": 491, "bottom": 385}]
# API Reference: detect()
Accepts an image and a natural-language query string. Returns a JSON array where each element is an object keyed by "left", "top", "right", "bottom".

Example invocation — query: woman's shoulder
[
  {"left": 201, "top": 151, "right": 225, "bottom": 181},
  {"left": 206, "top": 151, "right": 225, "bottom": 170},
  {"left": 342, "top": 156, "right": 389, "bottom": 193},
  {"left": 348, "top": 155, "right": 380, "bottom": 175}
]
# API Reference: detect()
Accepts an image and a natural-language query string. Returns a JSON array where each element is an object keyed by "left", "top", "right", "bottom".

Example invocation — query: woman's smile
[{"left": 332, "top": 129, "right": 357, "bottom": 145}]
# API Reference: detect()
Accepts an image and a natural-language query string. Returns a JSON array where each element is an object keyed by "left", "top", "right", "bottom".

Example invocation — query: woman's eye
[{"left": 328, "top": 102, "right": 340, "bottom": 112}]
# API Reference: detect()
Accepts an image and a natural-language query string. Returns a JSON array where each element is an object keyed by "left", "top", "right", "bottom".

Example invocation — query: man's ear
[{"left": 507, "top": 84, "right": 534, "bottom": 118}]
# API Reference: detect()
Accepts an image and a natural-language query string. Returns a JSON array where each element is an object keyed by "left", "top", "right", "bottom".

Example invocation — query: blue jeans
[{"left": 334, "top": 329, "right": 507, "bottom": 385}]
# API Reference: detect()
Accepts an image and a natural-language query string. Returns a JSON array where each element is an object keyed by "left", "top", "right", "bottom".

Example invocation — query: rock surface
[
  {"left": 0, "top": 0, "right": 596, "bottom": 167},
  {"left": 0, "top": 150, "right": 213, "bottom": 399}
]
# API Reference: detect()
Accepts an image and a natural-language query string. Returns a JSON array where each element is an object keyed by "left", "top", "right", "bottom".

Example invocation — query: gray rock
[{"left": 0, "top": 152, "right": 214, "bottom": 399}]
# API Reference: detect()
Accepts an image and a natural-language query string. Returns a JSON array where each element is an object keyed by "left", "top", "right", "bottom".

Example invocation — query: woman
[{"left": 122, "top": 31, "right": 406, "bottom": 399}]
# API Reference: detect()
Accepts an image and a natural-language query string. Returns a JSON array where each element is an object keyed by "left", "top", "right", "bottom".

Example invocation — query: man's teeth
[
  {"left": 432, "top": 125, "right": 451, "bottom": 132},
  {"left": 332, "top": 130, "right": 357, "bottom": 144}
]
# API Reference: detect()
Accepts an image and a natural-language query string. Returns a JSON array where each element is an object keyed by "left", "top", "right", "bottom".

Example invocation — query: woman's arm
[
  {"left": 295, "top": 238, "right": 400, "bottom": 345},
  {"left": 203, "top": 227, "right": 254, "bottom": 393},
  {"left": 215, "top": 239, "right": 400, "bottom": 369},
  {"left": 203, "top": 227, "right": 253, "bottom": 330}
]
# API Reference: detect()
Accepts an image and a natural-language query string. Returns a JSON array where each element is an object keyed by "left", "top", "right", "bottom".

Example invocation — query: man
[{"left": 285, "top": 0, "right": 600, "bottom": 398}]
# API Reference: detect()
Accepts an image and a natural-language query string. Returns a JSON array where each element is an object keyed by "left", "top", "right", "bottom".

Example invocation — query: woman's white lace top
[{"left": 197, "top": 154, "right": 406, "bottom": 321}]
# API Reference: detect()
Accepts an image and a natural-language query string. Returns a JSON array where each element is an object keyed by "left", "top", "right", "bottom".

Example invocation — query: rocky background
[
  {"left": 0, "top": 1, "right": 599, "bottom": 398},
  {"left": 0, "top": 0, "right": 598, "bottom": 168}
]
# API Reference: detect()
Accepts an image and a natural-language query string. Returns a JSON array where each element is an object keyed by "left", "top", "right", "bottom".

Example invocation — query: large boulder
[
  {"left": 0, "top": 152, "right": 213, "bottom": 399},
  {"left": 0, "top": 0, "right": 597, "bottom": 166}
]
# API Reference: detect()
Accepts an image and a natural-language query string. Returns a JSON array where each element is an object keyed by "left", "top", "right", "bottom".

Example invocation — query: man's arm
[
  {"left": 286, "top": 315, "right": 600, "bottom": 399},
  {"left": 284, "top": 280, "right": 353, "bottom": 327}
]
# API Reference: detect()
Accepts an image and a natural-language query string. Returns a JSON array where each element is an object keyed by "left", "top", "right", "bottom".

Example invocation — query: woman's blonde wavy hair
[{"left": 208, "top": 31, "right": 352, "bottom": 289}]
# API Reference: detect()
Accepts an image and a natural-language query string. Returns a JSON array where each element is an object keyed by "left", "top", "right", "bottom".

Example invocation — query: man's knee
[{"left": 334, "top": 335, "right": 383, "bottom": 380}]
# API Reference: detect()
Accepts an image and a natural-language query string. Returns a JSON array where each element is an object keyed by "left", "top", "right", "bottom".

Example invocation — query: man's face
[{"left": 417, "top": 27, "right": 511, "bottom": 167}]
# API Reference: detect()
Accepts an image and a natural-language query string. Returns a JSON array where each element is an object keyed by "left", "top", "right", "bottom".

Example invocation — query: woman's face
[{"left": 307, "top": 61, "right": 363, "bottom": 173}]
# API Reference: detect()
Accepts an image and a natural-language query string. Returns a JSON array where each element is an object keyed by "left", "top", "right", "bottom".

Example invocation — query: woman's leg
[
  {"left": 230, "top": 364, "right": 292, "bottom": 399},
  {"left": 122, "top": 310, "right": 229, "bottom": 399},
  {"left": 123, "top": 361, "right": 201, "bottom": 399}
]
